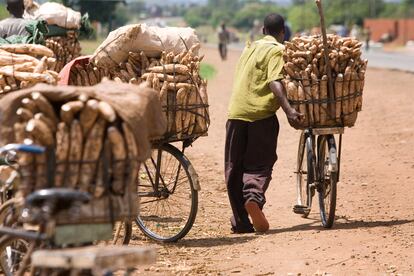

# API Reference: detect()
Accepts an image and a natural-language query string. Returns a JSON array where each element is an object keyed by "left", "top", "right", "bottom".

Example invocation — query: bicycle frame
[
  {"left": 140, "top": 149, "right": 168, "bottom": 198},
  {"left": 304, "top": 128, "right": 343, "bottom": 191},
  {"left": 0, "top": 226, "right": 47, "bottom": 241}
]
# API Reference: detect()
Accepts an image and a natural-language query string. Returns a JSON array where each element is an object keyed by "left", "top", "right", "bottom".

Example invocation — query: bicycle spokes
[{"left": 136, "top": 144, "right": 198, "bottom": 242}]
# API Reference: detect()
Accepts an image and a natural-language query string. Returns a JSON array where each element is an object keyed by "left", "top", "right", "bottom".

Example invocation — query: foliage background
[
  {"left": 0, "top": 0, "right": 413, "bottom": 35},
  {"left": 184, "top": 0, "right": 414, "bottom": 33}
]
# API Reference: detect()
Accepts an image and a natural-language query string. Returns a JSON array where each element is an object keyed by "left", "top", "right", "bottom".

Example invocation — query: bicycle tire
[
  {"left": 306, "top": 135, "right": 316, "bottom": 216},
  {"left": 0, "top": 234, "right": 31, "bottom": 276},
  {"left": 136, "top": 143, "right": 198, "bottom": 243},
  {"left": 317, "top": 135, "right": 338, "bottom": 228},
  {"left": 0, "top": 198, "right": 19, "bottom": 226},
  {"left": 296, "top": 132, "right": 311, "bottom": 217}
]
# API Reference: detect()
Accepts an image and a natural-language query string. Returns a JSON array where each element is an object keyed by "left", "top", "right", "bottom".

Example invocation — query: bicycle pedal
[{"left": 293, "top": 205, "right": 310, "bottom": 215}]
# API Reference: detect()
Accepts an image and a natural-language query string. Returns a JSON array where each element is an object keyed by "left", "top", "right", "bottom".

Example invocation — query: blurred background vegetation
[
  {"left": 183, "top": 0, "right": 414, "bottom": 32},
  {"left": 1, "top": 0, "right": 414, "bottom": 44}
]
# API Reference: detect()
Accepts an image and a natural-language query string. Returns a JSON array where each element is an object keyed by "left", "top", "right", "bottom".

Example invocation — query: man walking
[
  {"left": 218, "top": 23, "right": 230, "bottom": 61},
  {"left": 0, "top": 0, "right": 29, "bottom": 38},
  {"left": 225, "top": 13, "right": 302, "bottom": 233}
]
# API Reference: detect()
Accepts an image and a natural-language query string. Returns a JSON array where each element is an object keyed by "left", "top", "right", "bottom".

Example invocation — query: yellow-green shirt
[{"left": 228, "top": 36, "right": 285, "bottom": 122}]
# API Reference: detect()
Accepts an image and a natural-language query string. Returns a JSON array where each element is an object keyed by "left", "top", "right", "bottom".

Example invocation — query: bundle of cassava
[
  {"left": 45, "top": 31, "right": 82, "bottom": 72},
  {"left": 0, "top": 81, "right": 166, "bottom": 223},
  {"left": 0, "top": 44, "right": 59, "bottom": 95},
  {"left": 64, "top": 26, "right": 209, "bottom": 140},
  {"left": 283, "top": 34, "right": 367, "bottom": 129}
]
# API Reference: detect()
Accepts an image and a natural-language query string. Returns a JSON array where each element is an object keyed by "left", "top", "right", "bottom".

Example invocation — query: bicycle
[
  {"left": 0, "top": 187, "right": 155, "bottom": 276},
  {"left": 0, "top": 144, "right": 45, "bottom": 276},
  {"left": 0, "top": 143, "right": 131, "bottom": 245},
  {"left": 0, "top": 144, "right": 133, "bottom": 275},
  {"left": 0, "top": 144, "right": 46, "bottom": 229},
  {"left": 136, "top": 137, "right": 200, "bottom": 242},
  {"left": 0, "top": 187, "right": 92, "bottom": 275},
  {"left": 293, "top": 127, "right": 343, "bottom": 228}
]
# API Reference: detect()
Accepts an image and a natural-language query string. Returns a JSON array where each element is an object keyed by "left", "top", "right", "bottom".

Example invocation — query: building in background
[{"left": 364, "top": 18, "right": 414, "bottom": 44}]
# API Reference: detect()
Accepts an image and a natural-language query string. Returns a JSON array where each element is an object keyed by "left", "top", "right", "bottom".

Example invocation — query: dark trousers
[
  {"left": 219, "top": 43, "right": 227, "bottom": 60},
  {"left": 225, "top": 115, "right": 279, "bottom": 231}
]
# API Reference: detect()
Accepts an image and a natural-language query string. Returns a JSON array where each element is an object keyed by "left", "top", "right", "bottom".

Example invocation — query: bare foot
[{"left": 244, "top": 201, "right": 269, "bottom": 232}]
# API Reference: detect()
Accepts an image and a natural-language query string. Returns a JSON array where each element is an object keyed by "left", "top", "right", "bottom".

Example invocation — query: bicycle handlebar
[
  {"left": 0, "top": 144, "right": 45, "bottom": 166},
  {"left": 0, "top": 144, "right": 45, "bottom": 154}
]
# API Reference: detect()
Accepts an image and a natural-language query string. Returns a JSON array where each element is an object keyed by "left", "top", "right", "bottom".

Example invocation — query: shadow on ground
[
  {"left": 267, "top": 219, "right": 413, "bottom": 235},
  {"left": 174, "top": 234, "right": 258, "bottom": 248},
  {"left": 131, "top": 219, "right": 412, "bottom": 248}
]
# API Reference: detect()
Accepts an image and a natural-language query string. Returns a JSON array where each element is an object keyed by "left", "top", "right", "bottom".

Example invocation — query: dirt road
[{"left": 132, "top": 47, "right": 414, "bottom": 275}]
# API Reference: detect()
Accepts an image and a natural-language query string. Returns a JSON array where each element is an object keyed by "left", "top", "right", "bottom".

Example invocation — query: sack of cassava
[
  {"left": 28, "top": 2, "right": 81, "bottom": 30},
  {"left": 91, "top": 23, "right": 200, "bottom": 68},
  {"left": 283, "top": 34, "right": 367, "bottom": 129},
  {"left": 23, "top": 1, "right": 87, "bottom": 71},
  {"left": 0, "top": 81, "right": 166, "bottom": 224},
  {"left": 62, "top": 40, "right": 209, "bottom": 141}
]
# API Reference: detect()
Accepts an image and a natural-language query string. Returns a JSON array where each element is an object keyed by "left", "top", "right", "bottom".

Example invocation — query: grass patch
[
  {"left": 200, "top": 63, "right": 217, "bottom": 80},
  {"left": 79, "top": 38, "right": 104, "bottom": 55}
]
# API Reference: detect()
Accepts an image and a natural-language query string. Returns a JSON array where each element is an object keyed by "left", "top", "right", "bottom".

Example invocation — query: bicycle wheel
[
  {"left": 0, "top": 199, "right": 16, "bottom": 226},
  {"left": 136, "top": 143, "right": 198, "bottom": 242},
  {"left": 317, "top": 135, "right": 338, "bottom": 228},
  {"left": 295, "top": 132, "right": 316, "bottom": 217},
  {"left": 0, "top": 235, "right": 30, "bottom": 276},
  {"left": 295, "top": 132, "right": 310, "bottom": 217}
]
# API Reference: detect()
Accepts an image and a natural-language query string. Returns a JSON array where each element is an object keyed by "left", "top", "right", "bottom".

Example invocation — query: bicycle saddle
[{"left": 26, "top": 188, "right": 91, "bottom": 212}]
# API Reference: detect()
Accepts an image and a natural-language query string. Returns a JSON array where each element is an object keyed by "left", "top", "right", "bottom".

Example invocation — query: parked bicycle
[
  {"left": 137, "top": 138, "right": 200, "bottom": 242},
  {"left": 0, "top": 187, "right": 153, "bottom": 276},
  {"left": 0, "top": 144, "right": 135, "bottom": 275}
]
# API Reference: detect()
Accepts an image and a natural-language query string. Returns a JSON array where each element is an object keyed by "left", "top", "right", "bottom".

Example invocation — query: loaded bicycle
[
  {"left": 0, "top": 144, "right": 154, "bottom": 275},
  {"left": 135, "top": 68, "right": 209, "bottom": 243},
  {"left": 288, "top": 0, "right": 366, "bottom": 228},
  {"left": 293, "top": 128, "right": 342, "bottom": 228}
]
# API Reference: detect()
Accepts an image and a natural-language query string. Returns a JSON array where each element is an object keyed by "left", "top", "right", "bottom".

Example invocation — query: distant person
[
  {"left": 338, "top": 25, "right": 348, "bottom": 37},
  {"left": 218, "top": 23, "right": 230, "bottom": 61},
  {"left": 225, "top": 14, "right": 302, "bottom": 234},
  {"left": 0, "top": 0, "right": 29, "bottom": 38},
  {"left": 365, "top": 27, "right": 371, "bottom": 51}
]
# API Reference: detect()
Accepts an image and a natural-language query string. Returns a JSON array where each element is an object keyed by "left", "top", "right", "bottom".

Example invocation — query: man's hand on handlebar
[{"left": 286, "top": 107, "right": 305, "bottom": 128}]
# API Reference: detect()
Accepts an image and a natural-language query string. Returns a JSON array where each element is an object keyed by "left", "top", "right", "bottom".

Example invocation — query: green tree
[
  {"left": 324, "top": 0, "right": 384, "bottom": 26},
  {"left": 232, "top": 3, "right": 284, "bottom": 30},
  {"left": 184, "top": 0, "right": 244, "bottom": 28},
  {"left": 287, "top": 1, "right": 319, "bottom": 33},
  {"left": 184, "top": 6, "right": 211, "bottom": 28},
  {"left": 208, "top": 0, "right": 240, "bottom": 11},
  {"left": 77, "top": 0, "right": 125, "bottom": 31},
  {"left": 402, "top": 0, "right": 414, "bottom": 17},
  {"left": 378, "top": 3, "right": 401, "bottom": 18},
  {"left": 286, "top": 0, "right": 388, "bottom": 32},
  {"left": 113, "top": 3, "right": 129, "bottom": 28}
]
